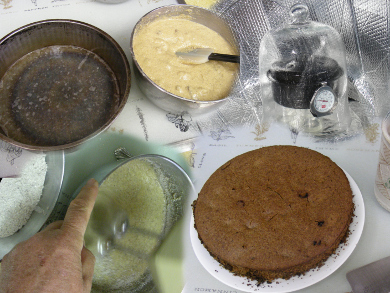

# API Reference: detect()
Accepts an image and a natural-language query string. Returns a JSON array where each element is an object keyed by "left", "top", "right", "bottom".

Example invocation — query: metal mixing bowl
[
  {"left": 73, "top": 150, "right": 195, "bottom": 292},
  {"left": 0, "top": 151, "right": 64, "bottom": 259},
  {"left": 0, "top": 19, "right": 131, "bottom": 151},
  {"left": 130, "top": 4, "right": 239, "bottom": 115}
]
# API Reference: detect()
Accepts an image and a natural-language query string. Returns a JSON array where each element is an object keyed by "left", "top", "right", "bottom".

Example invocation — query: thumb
[{"left": 81, "top": 246, "right": 95, "bottom": 292}]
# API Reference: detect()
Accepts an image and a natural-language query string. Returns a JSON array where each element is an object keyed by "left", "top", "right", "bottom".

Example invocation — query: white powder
[{"left": 0, "top": 153, "right": 47, "bottom": 238}]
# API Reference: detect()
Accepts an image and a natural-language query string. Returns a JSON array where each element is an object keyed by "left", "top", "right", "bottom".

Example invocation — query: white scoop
[{"left": 176, "top": 48, "right": 240, "bottom": 64}]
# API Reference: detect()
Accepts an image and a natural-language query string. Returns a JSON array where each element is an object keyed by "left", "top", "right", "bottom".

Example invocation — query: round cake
[{"left": 192, "top": 145, "right": 354, "bottom": 283}]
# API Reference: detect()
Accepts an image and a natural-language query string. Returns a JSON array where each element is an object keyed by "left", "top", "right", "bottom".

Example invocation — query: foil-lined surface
[{"left": 190, "top": 0, "right": 389, "bottom": 142}]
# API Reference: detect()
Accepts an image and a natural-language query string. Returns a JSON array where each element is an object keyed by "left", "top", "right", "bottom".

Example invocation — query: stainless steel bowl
[
  {"left": 73, "top": 152, "right": 195, "bottom": 292},
  {"left": 0, "top": 151, "right": 64, "bottom": 259},
  {"left": 0, "top": 20, "right": 131, "bottom": 151},
  {"left": 130, "top": 4, "right": 239, "bottom": 115},
  {"left": 86, "top": 153, "right": 193, "bottom": 239}
]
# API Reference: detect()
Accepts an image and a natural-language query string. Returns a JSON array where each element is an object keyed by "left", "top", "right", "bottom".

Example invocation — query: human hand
[{"left": 0, "top": 178, "right": 99, "bottom": 293}]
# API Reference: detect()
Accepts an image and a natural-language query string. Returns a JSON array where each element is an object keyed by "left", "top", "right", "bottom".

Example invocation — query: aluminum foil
[{"left": 188, "top": 0, "right": 389, "bottom": 142}]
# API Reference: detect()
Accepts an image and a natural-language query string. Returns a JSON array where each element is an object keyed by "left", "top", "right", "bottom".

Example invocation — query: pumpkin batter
[
  {"left": 185, "top": 0, "right": 219, "bottom": 9},
  {"left": 132, "top": 16, "right": 238, "bottom": 101}
]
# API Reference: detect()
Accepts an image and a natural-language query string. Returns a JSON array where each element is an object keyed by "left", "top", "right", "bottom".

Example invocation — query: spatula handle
[{"left": 208, "top": 53, "right": 240, "bottom": 63}]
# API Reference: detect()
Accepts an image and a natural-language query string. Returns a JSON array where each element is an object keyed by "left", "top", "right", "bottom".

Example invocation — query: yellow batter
[
  {"left": 132, "top": 16, "right": 238, "bottom": 101},
  {"left": 185, "top": 0, "right": 219, "bottom": 9}
]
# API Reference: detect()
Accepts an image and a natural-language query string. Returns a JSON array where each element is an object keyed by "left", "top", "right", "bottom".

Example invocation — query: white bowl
[{"left": 0, "top": 151, "right": 64, "bottom": 259}]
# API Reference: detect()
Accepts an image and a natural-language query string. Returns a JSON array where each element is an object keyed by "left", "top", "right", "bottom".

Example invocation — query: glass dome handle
[{"left": 290, "top": 3, "right": 309, "bottom": 24}]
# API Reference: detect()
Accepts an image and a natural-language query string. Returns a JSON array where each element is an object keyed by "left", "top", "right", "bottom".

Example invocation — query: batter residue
[{"left": 0, "top": 45, "right": 120, "bottom": 146}]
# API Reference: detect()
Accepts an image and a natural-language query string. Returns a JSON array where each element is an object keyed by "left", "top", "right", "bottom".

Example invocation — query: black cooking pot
[{"left": 267, "top": 55, "right": 343, "bottom": 109}]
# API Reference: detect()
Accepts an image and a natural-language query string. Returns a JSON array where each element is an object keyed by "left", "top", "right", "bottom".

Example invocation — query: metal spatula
[{"left": 176, "top": 48, "right": 240, "bottom": 64}]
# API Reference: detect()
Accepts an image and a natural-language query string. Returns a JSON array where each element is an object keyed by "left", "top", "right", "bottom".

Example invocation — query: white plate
[{"left": 190, "top": 170, "right": 365, "bottom": 292}]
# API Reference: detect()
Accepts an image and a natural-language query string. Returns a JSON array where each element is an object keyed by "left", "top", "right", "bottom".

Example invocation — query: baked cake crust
[{"left": 193, "top": 145, "right": 354, "bottom": 283}]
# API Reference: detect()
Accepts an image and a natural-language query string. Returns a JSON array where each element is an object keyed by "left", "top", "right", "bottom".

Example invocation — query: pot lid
[
  {"left": 260, "top": 3, "right": 347, "bottom": 85},
  {"left": 268, "top": 55, "right": 343, "bottom": 84}
]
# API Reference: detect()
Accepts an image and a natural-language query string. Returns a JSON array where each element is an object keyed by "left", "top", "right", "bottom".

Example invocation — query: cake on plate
[{"left": 192, "top": 145, "right": 354, "bottom": 283}]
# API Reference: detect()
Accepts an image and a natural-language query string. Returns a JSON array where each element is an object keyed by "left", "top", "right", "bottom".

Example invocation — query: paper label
[{"left": 0, "top": 140, "right": 35, "bottom": 178}]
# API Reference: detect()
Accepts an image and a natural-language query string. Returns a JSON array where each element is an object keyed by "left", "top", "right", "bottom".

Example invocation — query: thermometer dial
[{"left": 310, "top": 85, "right": 337, "bottom": 117}]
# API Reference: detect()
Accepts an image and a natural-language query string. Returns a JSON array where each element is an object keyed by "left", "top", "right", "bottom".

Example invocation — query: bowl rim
[
  {"left": 96, "top": 153, "right": 194, "bottom": 188},
  {"left": 0, "top": 19, "right": 131, "bottom": 151},
  {"left": 129, "top": 4, "right": 239, "bottom": 106}
]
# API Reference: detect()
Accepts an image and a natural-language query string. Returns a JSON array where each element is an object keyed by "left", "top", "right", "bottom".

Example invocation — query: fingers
[
  {"left": 42, "top": 220, "right": 63, "bottom": 231},
  {"left": 81, "top": 246, "right": 95, "bottom": 293},
  {"left": 61, "top": 178, "right": 99, "bottom": 245}
]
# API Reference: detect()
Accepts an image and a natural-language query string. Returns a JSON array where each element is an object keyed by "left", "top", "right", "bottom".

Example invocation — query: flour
[{"left": 0, "top": 153, "right": 47, "bottom": 238}]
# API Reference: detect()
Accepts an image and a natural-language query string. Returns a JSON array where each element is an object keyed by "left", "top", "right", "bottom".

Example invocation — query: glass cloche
[{"left": 259, "top": 3, "right": 351, "bottom": 134}]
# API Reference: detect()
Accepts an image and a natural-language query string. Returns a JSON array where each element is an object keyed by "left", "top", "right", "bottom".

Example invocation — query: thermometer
[{"left": 310, "top": 84, "right": 337, "bottom": 117}]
